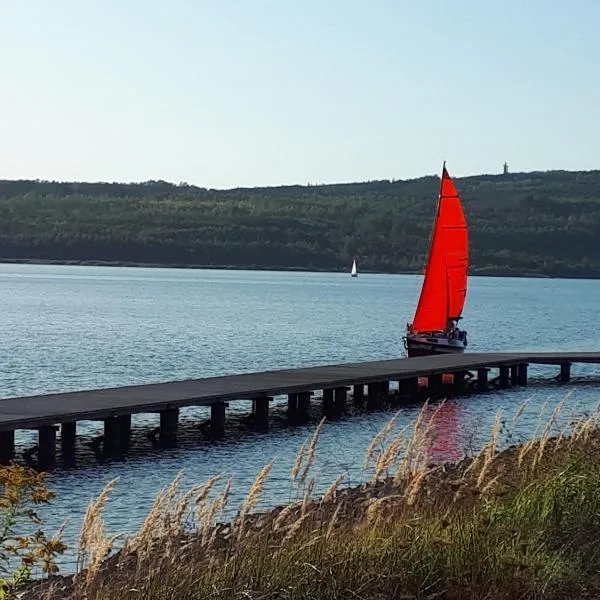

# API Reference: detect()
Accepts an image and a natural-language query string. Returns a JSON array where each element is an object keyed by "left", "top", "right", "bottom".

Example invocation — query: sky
[{"left": 0, "top": 0, "right": 599, "bottom": 188}]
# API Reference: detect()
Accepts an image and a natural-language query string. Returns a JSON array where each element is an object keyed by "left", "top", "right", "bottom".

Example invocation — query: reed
[
  {"left": 199, "top": 477, "right": 231, "bottom": 546},
  {"left": 297, "top": 417, "right": 325, "bottom": 484},
  {"left": 234, "top": 459, "right": 274, "bottom": 542},
  {"left": 321, "top": 474, "right": 345, "bottom": 504},
  {"left": 476, "top": 410, "right": 502, "bottom": 488},
  {"left": 75, "top": 478, "right": 118, "bottom": 575},
  {"left": 364, "top": 410, "right": 400, "bottom": 471}
]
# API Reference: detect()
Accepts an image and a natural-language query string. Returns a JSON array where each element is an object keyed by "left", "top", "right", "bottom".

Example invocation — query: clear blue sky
[{"left": 1, "top": 0, "right": 598, "bottom": 188}]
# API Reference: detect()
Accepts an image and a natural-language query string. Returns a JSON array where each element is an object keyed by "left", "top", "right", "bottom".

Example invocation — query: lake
[{"left": 1, "top": 263, "right": 599, "bottom": 571}]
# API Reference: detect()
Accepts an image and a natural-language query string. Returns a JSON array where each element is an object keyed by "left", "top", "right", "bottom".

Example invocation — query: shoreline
[{"left": 0, "top": 257, "right": 584, "bottom": 280}]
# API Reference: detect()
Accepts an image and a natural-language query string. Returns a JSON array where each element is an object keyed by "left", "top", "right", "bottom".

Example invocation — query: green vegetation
[
  {"left": 14, "top": 401, "right": 600, "bottom": 599},
  {"left": 1, "top": 169, "right": 600, "bottom": 277},
  {"left": 0, "top": 466, "right": 65, "bottom": 598}
]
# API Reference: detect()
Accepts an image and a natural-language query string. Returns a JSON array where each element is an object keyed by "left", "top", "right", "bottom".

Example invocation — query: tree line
[{"left": 1, "top": 169, "right": 600, "bottom": 277}]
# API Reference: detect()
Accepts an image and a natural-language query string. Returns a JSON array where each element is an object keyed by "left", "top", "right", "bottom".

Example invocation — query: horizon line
[{"left": 0, "top": 166, "right": 597, "bottom": 192}]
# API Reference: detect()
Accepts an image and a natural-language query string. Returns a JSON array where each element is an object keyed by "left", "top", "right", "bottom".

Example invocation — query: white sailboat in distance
[{"left": 351, "top": 258, "right": 358, "bottom": 278}]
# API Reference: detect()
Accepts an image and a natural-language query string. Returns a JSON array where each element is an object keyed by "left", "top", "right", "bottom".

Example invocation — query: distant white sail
[{"left": 351, "top": 259, "right": 357, "bottom": 277}]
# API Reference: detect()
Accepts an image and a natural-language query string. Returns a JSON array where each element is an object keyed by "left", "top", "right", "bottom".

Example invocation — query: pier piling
[
  {"left": 517, "top": 363, "right": 528, "bottom": 386},
  {"left": 560, "top": 362, "right": 571, "bottom": 383},
  {"left": 297, "top": 391, "right": 312, "bottom": 414},
  {"left": 477, "top": 368, "right": 489, "bottom": 391},
  {"left": 353, "top": 384, "right": 365, "bottom": 405},
  {"left": 510, "top": 365, "right": 519, "bottom": 386},
  {"left": 398, "top": 377, "right": 419, "bottom": 401},
  {"left": 0, "top": 431, "right": 15, "bottom": 464},
  {"left": 367, "top": 382, "right": 384, "bottom": 409},
  {"left": 499, "top": 366, "right": 510, "bottom": 388},
  {"left": 380, "top": 381, "right": 390, "bottom": 397},
  {"left": 160, "top": 409, "right": 179, "bottom": 444},
  {"left": 452, "top": 371, "right": 468, "bottom": 395},
  {"left": 428, "top": 374, "right": 444, "bottom": 399},
  {"left": 252, "top": 396, "right": 270, "bottom": 423},
  {"left": 287, "top": 393, "right": 298, "bottom": 415},
  {"left": 120, "top": 415, "right": 131, "bottom": 447},
  {"left": 38, "top": 426, "right": 56, "bottom": 469},
  {"left": 211, "top": 403, "right": 226, "bottom": 437},
  {"left": 323, "top": 388, "right": 335, "bottom": 412},
  {"left": 104, "top": 417, "right": 126, "bottom": 457},
  {"left": 334, "top": 387, "right": 347, "bottom": 410},
  {"left": 60, "top": 422, "right": 77, "bottom": 457}
]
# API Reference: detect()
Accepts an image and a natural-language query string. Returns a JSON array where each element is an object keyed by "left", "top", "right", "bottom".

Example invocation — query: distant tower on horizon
[{"left": 503, "top": 162, "right": 509, "bottom": 175}]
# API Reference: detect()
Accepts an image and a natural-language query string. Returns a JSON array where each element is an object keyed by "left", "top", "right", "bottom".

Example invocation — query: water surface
[{"left": 1, "top": 264, "right": 599, "bottom": 570}]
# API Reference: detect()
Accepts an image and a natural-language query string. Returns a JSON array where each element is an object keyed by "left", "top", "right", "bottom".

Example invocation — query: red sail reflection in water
[{"left": 421, "top": 397, "right": 463, "bottom": 463}]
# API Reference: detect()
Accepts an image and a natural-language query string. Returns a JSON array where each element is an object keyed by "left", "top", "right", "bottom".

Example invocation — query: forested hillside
[{"left": 1, "top": 170, "right": 599, "bottom": 277}]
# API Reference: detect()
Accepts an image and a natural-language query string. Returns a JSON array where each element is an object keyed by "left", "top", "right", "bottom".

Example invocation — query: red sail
[
  {"left": 411, "top": 166, "right": 468, "bottom": 332},
  {"left": 441, "top": 169, "right": 468, "bottom": 320}
]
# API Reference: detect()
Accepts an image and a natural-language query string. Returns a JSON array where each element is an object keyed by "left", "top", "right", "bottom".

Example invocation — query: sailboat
[
  {"left": 351, "top": 258, "right": 358, "bottom": 278},
  {"left": 403, "top": 163, "right": 468, "bottom": 357}
]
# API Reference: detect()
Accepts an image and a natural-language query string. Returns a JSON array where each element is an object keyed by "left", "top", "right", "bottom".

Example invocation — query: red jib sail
[{"left": 411, "top": 165, "right": 468, "bottom": 333}]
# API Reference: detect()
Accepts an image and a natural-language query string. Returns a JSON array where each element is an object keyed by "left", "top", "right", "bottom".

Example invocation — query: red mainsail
[{"left": 411, "top": 165, "right": 468, "bottom": 333}]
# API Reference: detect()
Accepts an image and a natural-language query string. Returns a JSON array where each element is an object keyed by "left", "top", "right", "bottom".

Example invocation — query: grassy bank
[{"left": 14, "top": 400, "right": 600, "bottom": 599}]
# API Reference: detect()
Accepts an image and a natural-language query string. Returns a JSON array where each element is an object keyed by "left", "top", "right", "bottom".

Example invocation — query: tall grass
[{"left": 23, "top": 396, "right": 600, "bottom": 599}]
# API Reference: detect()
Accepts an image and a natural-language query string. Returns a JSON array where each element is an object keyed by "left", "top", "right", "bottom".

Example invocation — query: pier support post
[
  {"left": 334, "top": 387, "right": 347, "bottom": 410},
  {"left": 323, "top": 389, "right": 335, "bottom": 412},
  {"left": 367, "top": 382, "right": 383, "bottom": 409},
  {"left": 211, "top": 403, "right": 226, "bottom": 437},
  {"left": 398, "top": 377, "right": 419, "bottom": 401},
  {"left": 60, "top": 422, "right": 76, "bottom": 457},
  {"left": 0, "top": 431, "right": 15, "bottom": 464},
  {"left": 452, "top": 372, "right": 468, "bottom": 395},
  {"left": 119, "top": 415, "right": 131, "bottom": 448},
  {"left": 510, "top": 365, "right": 519, "bottom": 386},
  {"left": 38, "top": 426, "right": 56, "bottom": 469},
  {"left": 499, "top": 366, "right": 510, "bottom": 388},
  {"left": 518, "top": 363, "right": 528, "bottom": 386},
  {"left": 559, "top": 362, "right": 571, "bottom": 383},
  {"left": 353, "top": 384, "right": 365, "bottom": 405},
  {"left": 380, "top": 381, "right": 390, "bottom": 398},
  {"left": 428, "top": 374, "right": 444, "bottom": 399},
  {"left": 477, "top": 368, "right": 489, "bottom": 391},
  {"left": 252, "top": 396, "right": 270, "bottom": 422},
  {"left": 297, "top": 392, "right": 312, "bottom": 415},
  {"left": 287, "top": 393, "right": 298, "bottom": 416},
  {"left": 104, "top": 417, "right": 126, "bottom": 457},
  {"left": 160, "top": 409, "right": 179, "bottom": 445}
]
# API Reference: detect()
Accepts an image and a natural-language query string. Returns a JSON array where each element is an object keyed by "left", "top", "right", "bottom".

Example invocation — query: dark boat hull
[{"left": 403, "top": 333, "right": 466, "bottom": 358}]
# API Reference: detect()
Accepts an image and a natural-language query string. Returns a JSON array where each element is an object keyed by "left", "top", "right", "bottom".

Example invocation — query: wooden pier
[{"left": 0, "top": 351, "right": 597, "bottom": 468}]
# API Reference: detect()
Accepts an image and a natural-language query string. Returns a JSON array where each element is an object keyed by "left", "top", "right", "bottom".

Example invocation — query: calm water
[{"left": 1, "top": 263, "right": 600, "bottom": 571}]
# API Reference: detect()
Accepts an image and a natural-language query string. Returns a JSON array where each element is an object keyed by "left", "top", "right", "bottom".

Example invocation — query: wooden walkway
[{"left": 0, "top": 351, "right": 598, "bottom": 466}]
